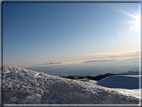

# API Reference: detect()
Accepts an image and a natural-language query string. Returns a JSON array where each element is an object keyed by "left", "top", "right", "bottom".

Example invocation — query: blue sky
[{"left": 3, "top": 3, "right": 140, "bottom": 67}]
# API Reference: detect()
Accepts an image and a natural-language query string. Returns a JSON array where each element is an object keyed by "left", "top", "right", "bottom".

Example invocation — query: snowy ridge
[{"left": 2, "top": 65, "right": 141, "bottom": 104}]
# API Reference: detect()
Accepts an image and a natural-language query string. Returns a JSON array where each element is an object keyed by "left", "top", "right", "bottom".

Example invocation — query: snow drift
[{"left": 2, "top": 65, "right": 141, "bottom": 104}]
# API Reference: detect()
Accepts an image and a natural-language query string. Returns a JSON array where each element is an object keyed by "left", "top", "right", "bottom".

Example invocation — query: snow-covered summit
[{"left": 2, "top": 65, "right": 141, "bottom": 104}]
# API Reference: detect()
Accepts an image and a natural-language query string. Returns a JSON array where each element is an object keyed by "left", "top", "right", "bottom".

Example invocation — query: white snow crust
[{"left": 2, "top": 65, "right": 141, "bottom": 104}]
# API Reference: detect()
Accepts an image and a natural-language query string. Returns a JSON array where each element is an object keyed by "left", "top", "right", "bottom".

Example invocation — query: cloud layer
[{"left": 83, "top": 59, "right": 115, "bottom": 63}]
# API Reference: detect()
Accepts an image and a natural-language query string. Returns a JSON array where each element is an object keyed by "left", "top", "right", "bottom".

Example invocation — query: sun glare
[
  {"left": 129, "top": 15, "right": 140, "bottom": 30},
  {"left": 109, "top": 4, "right": 141, "bottom": 31},
  {"left": 135, "top": 15, "right": 140, "bottom": 29},
  {"left": 130, "top": 26, "right": 133, "bottom": 30}
]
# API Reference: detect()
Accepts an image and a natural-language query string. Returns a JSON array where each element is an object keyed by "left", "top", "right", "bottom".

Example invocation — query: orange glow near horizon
[
  {"left": 8, "top": 51, "right": 140, "bottom": 67},
  {"left": 59, "top": 51, "right": 139, "bottom": 64}
]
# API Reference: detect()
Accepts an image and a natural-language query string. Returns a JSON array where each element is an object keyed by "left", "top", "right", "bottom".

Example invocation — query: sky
[{"left": 3, "top": 2, "right": 141, "bottom": 67}]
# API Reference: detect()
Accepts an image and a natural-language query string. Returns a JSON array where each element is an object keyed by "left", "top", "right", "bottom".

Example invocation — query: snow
[
  {"left": 78, "top": 79, "right": 98, "bottom": 84},
  {"left": 97, "top": 75, "right": 141, "bottom": 89},
  {"left": 114, "top": 89, "right": 141, "bottom": 99},
  {"left": 84, "top": 75, "right": 141, "bottom": 100},
  {"left": 2, "top": 65, "right": 141, "bottom": 105},
  {"left": 78, "top": 75, "right": 141, "bottom": 99}
]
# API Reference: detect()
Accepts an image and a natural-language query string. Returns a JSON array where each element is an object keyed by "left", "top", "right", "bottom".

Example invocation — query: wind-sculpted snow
[{"left": 2, "top": 65, "right": 140, "bottom": 104}]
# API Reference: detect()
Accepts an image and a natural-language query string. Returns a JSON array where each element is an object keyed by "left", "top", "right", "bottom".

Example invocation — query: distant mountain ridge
[
  {"left": 62, "top": 73, "right": 116, "bottom": 81},
  {"left": 62, "top": 70, "right": 140, "bottom": 81},
  {"left": 119, "top": 70, "right": 140, "bottom": 75}
]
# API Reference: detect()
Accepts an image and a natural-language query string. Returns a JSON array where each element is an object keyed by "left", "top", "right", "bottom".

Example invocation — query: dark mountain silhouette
[
  {"left": 62, "top": 73, "right": 116, "bottom": 81},
  {"left": 62, "top": 70, "right": 140, "bottom": 81}
]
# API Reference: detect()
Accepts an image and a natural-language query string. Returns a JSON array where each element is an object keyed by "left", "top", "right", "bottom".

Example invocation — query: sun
[
  {"left": 128, "top": 14, "right": 140, "bottom": 30},
  {"left": 130, "top": 15, "right": 140, "bottom": 30},
  {"left": 135, "top": 15, "right": 140, "bottom": 29},
  {"left": 108, "top": 4, "right": 141, "bottom": 31}
]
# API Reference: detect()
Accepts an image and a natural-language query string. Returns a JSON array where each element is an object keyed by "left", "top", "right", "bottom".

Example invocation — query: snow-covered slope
[
  {"left": 96, "top": 75, "right": 141, "bottom": 99},
  {"left": 2, "top": 65, "right": 141, "bottom": 104},
  {"left": 97, "top": 75, "right": 141, "bottom": 89}
]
